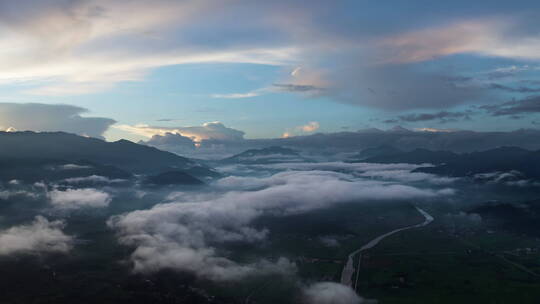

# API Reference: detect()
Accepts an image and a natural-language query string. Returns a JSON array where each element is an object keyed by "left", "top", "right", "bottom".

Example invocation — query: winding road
[{"left": 340, "top": 206, "right": 434, "bottom": 287}]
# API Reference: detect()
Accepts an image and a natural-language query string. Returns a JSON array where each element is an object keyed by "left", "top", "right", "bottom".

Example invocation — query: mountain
[
  {"left": 145, "top": 171, "right": 204, "bottom": 186},
  {"left": 360, "top": 146, "right": 540, "bottom": 181},
  {"left": 470, "top": 200, "right": 540, "bottom": 237},
  {"left": 0, "top": 131, "right": 217, "bottom": 178},
  {"left": 220, "top": 146, "right": 309, "bottom": 164},
  {"left": 416, "top": 147, "right": 540, "bottom": 178},
  {"left": 362, "top": 148, "right": 459, "bottom": 164},
  {"left": 0, "top": 159, "right": 132, "bottom": 183},
  {"left": 348, "top": 145, "right": 402, "bottom": 161},
  {"left": 388, "top": 126, "right": 413, "bottom": 133},
  {"left": 193, "top": 129, "right": 540, "bottom": 157}
]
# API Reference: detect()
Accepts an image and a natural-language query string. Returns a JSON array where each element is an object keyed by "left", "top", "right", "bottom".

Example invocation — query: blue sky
[{"left": 1, "top": 0, "right": 540, "bottom": 142}]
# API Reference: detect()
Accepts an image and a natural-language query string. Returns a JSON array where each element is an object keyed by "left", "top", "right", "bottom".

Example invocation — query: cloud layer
[
  {"left": 49, "top": 188, "right": 112, "bottom": 209},
  {"left": 0, "top": 216, "right": 73, "bottom": 255},
  {"left": 302, "top": 282, "right": 363, "bottom": 304},
  {"left": 109, "top": 168, "right": 453, "bottom": 280}
]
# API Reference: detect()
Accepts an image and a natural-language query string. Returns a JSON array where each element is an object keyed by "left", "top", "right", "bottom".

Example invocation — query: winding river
[{"left": 340, "top": 206, "right": 434, "bottom": 286}]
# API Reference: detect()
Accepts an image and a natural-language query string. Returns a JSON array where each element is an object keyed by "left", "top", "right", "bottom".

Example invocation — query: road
[{"left": 340, "top": 206, "right": 434, "bottom": 287}]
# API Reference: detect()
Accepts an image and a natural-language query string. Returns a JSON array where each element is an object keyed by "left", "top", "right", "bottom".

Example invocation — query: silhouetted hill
[{"left": 0, "top": 131, "right": 216, "bottom": 176}]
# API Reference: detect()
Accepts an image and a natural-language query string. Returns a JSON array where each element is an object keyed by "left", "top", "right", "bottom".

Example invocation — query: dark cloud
[
  {"left": 486, "top": 71, "right": 516, "bottom": 80},
  {"left": 522, "top": 80, "right": 540, "bottom": 86},
  {"left": 488, "top": 83, "right": 540, "bottom": 93},
  {"left": 330, "top": 65, "right": 486, "bottom": 110},
  {"left": 272, "top": 83, "right": 325, "bottom": 93},
  {"left": 0, "top": 103, "right": 115, "bottom": 139},
  {"left": 397, "top": 110, "right": 472, "bottom": 123},
  {"left": 481, "top": 96, "right": 540, "bottom": 116}
]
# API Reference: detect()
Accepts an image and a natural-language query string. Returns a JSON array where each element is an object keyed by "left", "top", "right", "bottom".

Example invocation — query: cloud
[
  {"left": 0, "top": 0, "right": 300, "bottom": 95},
  {"left": 2, "top": 1, "right": 540, "bottom": 113},
  {"left": 0, "top": 216, "right": 73, "bottom": 255},
  {"left": 273, "top": 83, "right": 325, "bottom": 93},
  {"left": 58, "top": 164, "right": 93, "bottom": 170},
  {"left": 484, "top": 65, "right": 540, "bottom": 80},
  {"left": 396, "top": 111, "right": 472, "bottom": 123},
  {"left": 141, "top": 132, "right": 196, "bottom": 154},
  {"left": 473, "top": 170, "right": 540, "bottom": 187},
  {"left": 488, "top": 83, "right": 540, "bottom": 93},
  {"left": 481, "top": 96, "right": 540, "bottom": 117},
  {"left": 0, "top": 189, "right": 40, "bottom": 200},
  {"left": 281, "top": 122, "right": 321, "bottom": 138},
  {"left": 108, "top": 169, "right": 452, "bottom": 280},
  {"left": 377, "top": 19, "right": 540, "bottom": 63},
  {"left": 299, "top": 121, "right": 320, "bottom": 132},
  {"left": 211, "top": 91, "right": 262, "bottom": 99},
  {"left": 117, "top": 121, "right": 245, "bottom": 142},
  {"left": 0, "top": 103, "right": 115, "bottom": 139},
  {"left": 252, "top": 162, "right": 457, "bottom": 185},
  {"left": 327, "top": 64, "right": 485, "bottom": 110},
  {"left": 62, "top": 175, "right": 127, "bottom": 185},
  {"left": 302, "top": 282, "right": 363, "bottom": 304},
  {"left": 211, "top": 82, "right": 326, "bottom": 100},
  {"left": 318, "top": 236, "right": 340, "bottom": 247},
  {"left": 48, "top": 188, "right": 112, "bottom": 209}
]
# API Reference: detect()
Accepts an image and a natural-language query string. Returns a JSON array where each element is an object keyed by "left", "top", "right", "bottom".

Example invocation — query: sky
[{"left": 1, "top": 0, "right": 540, "bottom": 142}]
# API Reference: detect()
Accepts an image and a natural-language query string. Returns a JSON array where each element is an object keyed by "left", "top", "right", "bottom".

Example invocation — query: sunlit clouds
[{"left": 115, "top": 121, "right": 245, "bottom": 142}]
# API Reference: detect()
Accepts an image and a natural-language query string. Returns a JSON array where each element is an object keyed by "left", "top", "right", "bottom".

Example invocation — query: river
[{"left": 340, "top": 206, "right": 434, "bottom": 286}]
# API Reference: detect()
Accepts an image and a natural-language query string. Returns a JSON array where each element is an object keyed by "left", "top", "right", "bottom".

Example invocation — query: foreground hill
[{"left": 0, "top": 131, "right": 217, "bottom": 179}]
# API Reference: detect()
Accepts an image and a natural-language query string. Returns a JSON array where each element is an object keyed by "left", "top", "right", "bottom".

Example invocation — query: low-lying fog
[{"left": 0, "top": 154, "right": 538, "bottom": 304}]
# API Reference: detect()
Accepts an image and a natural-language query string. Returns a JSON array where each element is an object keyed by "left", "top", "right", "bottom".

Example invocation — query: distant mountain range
[
  {"left": 416, "top": 147, "right": 540, "bottom": 179},
  {"left": 180, "top": 128, "right": 540, "bottom": 158},
  {"left": 359, "top": 148, "right": 460, "bottom": 164},
  {"left": 0, "top": 131, "right": 217, "bottom": 183},
  {"left": 359, "top": 145, "right": 540, "bottom": 180},
  {"left": 348, "top": 145, "right": 403, "bottom": 161}
]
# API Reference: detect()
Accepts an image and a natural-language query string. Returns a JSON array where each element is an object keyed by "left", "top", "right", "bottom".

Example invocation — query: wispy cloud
[
  {"left": 377, "top": 18, "right": 540, "bottom": 63},
  {"left": 211, "top": 92, "right": 262, "bottom": 99}
]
